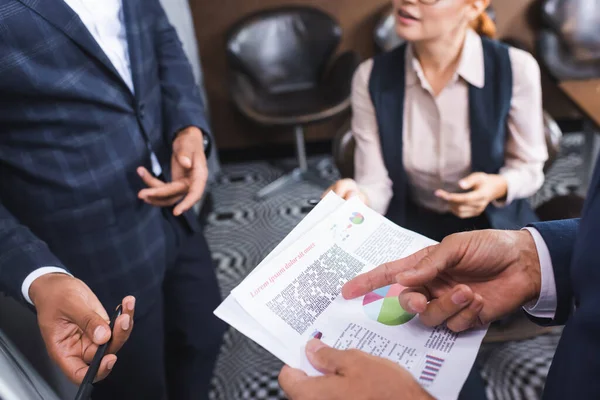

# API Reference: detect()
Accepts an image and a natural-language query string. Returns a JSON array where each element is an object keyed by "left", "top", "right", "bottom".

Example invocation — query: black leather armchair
[
  {"left": 227, "top": 7, "right": 359, "bottom": 199},
  {"left": 537, "top": 0, "right": 600, "bottom": 81},
  {"left": 536, "top": 0, "right": 600, "bottom": 199}
]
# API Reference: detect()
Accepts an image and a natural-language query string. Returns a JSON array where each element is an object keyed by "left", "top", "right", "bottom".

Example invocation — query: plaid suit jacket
[{"left": 0, "top": 0, "right": 210, "bottom": 314}]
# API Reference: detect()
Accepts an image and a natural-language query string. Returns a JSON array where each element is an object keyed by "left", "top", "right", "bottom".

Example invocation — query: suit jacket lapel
[
  {"left": 122, "top": 0, "right": 143, "bottom": 100},
  {"left": 17, "top": 0, "right": 131, "bottom": 93}
]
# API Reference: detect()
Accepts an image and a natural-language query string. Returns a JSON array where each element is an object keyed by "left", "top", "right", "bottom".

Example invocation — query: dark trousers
[
  {"left": 405, "top": 200, "right": 491, "bottom": 242},
  {"left": 405, "top": 201, "right": 489, "bottom": 400},
  {"left": 458, "top": 366, "right": 488, "bottom": 400},
  {"left": 93, "top": 212, "right": 226, "bottom": 400}
]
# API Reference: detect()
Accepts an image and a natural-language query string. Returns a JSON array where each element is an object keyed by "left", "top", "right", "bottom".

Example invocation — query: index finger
[
  {"left": 395, "top": 234, "right": 469, "bottom": 288},
  {"left": 137, "top": 167, "right": 165, "bottom": 188},
  {"left": 341, "top": 246, "right": 435, "bottom": 299},
  {"left": 139, "top": 180, "right": 187, "bottom": 199}
]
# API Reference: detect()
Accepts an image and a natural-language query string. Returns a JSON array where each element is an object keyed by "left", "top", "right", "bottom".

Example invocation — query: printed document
[{"left": 215, "top": 193, "right": 488, "bottom": 400}]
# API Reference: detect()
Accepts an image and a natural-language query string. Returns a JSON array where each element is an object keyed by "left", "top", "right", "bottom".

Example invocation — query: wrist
[
  {"left": 519, "top": 230, "right": 542, "bottom": 304},
  {"left": 175, "top": 126, "right": 202, "bottom": 139},
  {"left": 491, "top": 174, "right": 508, "bottom": 201},
  {"left": 174, "top": 126, "right": 210, "bottom": 156},
  {"left": 29, "top": 273, "right": 73, "bottom": 307}
]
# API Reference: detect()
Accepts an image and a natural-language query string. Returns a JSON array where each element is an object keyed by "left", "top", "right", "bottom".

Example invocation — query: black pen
[{"left": 74, "top": 304, "right": 123, "bottom": 400}]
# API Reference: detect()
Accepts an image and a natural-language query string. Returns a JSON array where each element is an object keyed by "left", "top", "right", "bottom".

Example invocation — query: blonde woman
[{"left": 327, "top": 0, "right": 547, "bottom": 243}]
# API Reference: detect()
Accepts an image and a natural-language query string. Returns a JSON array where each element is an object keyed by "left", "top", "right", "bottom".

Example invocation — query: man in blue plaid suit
[{"left": 0, "top": 0, "right": 226, "bottom": 398}]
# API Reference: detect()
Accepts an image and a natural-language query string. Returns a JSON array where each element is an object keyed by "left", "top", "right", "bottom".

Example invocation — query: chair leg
[
  {"left": 255, "top": 125, "right": 331, "bottom": 200},
  {"left": 295, "top": 125, "right": 308, "bottom": 172},
  {"left": 255, "top": 169, "right": 302, "bottom": 200}
]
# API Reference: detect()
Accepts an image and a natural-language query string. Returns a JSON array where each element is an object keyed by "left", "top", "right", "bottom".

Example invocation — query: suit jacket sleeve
[
  {"left": 151, "top": 0, "right": 211, "bottom": 142},
  {"left": 0, "top": 202, "right": 68, "bottom": 303},
  {"left": 528, "top": 218, "right": 580, "bottom": 326}
]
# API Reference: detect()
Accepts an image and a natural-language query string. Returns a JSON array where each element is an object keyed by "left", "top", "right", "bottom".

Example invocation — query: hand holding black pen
[
  {"left": 75, "top": 304, "right": 124, "bottom": 400},
  {"left": 29, "top": 274, "right": 135, "bottom": 387}
]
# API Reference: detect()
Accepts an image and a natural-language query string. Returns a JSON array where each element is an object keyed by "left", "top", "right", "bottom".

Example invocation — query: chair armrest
[
  {"left": 229, "top": 71, "right": 265, "bottom": 121},
  {"left": 543, "top": 110, "right": 562, "bottom": 173},
  {"left": 332, "top": 120, "right": 355, "bottom": 179}
]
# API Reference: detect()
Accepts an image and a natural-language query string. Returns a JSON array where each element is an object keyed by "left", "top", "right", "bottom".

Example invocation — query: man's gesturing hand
[
  {"left": 342, "top": 230, "right": 542, "bottom": 331},
  {"left": 138, "top": 126, "right": 208, "bottom": 216},
  {"left": 30, "top": 274, "right": 135, "bottom": 384}
]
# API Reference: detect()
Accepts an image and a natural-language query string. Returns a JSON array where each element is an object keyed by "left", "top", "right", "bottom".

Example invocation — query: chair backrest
[
  {"left": 374, "top": 6, "right": 497, "bottom": 53},
  {"left": 226, "top": 7, "right": 341, "bottom": 94},
  {"left": 542, "top": 0, "right": 600, "bottom": 62}
]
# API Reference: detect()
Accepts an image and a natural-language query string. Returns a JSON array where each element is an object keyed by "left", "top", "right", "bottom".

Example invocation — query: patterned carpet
[{"left": 206, "top": 134, "right": 584, "bottom": 400}]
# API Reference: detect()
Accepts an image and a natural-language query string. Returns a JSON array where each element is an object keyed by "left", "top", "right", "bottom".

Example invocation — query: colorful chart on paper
[
  {"left": 349, "top": 212, "right": 364, "bottom": 224},
  {"left": 362, "top": 284, "right": 415, "bottom": 326}
]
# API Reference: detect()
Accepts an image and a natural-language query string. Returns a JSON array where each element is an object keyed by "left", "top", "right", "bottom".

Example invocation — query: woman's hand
[
  {"left": 323, "top": 179, "right": 368, "bottom": 204},
  {"left": 435, "top": 173, "right": 508, "bottom": 219}
]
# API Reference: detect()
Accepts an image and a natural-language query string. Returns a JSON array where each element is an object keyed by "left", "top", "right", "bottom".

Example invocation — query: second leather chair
[{"left": 227, "top": 7, "right": 359, "bottom": 199}]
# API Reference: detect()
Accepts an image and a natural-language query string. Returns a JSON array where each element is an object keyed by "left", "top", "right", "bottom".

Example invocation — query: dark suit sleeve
[
  {"left": 0, "top": 202, "right": 68, "bottom": 303},
  {"left": 150, "top": 0, "right": 211, "bottom": 143},
  {"left": 528, "top": 218, "right": 580, "bottom": 326}
]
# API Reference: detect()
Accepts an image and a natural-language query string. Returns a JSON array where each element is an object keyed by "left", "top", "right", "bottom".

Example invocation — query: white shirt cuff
[
  {"left": 492, "top": 171, "right": 518, "bottom": 208},
  {"left": 522, "top": 227, "right": 557, "bottom": 319},
  {"left": 22, "top": 267, "right": 72, "bottom": 305}
]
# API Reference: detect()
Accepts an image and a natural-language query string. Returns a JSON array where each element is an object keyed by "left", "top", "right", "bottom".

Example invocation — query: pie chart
[
  {"left": 349, "top": 212, "right": 364, "bottom": 225},
  {"left": 362, "top": 284, "right": 415, "bottom": 326}
]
